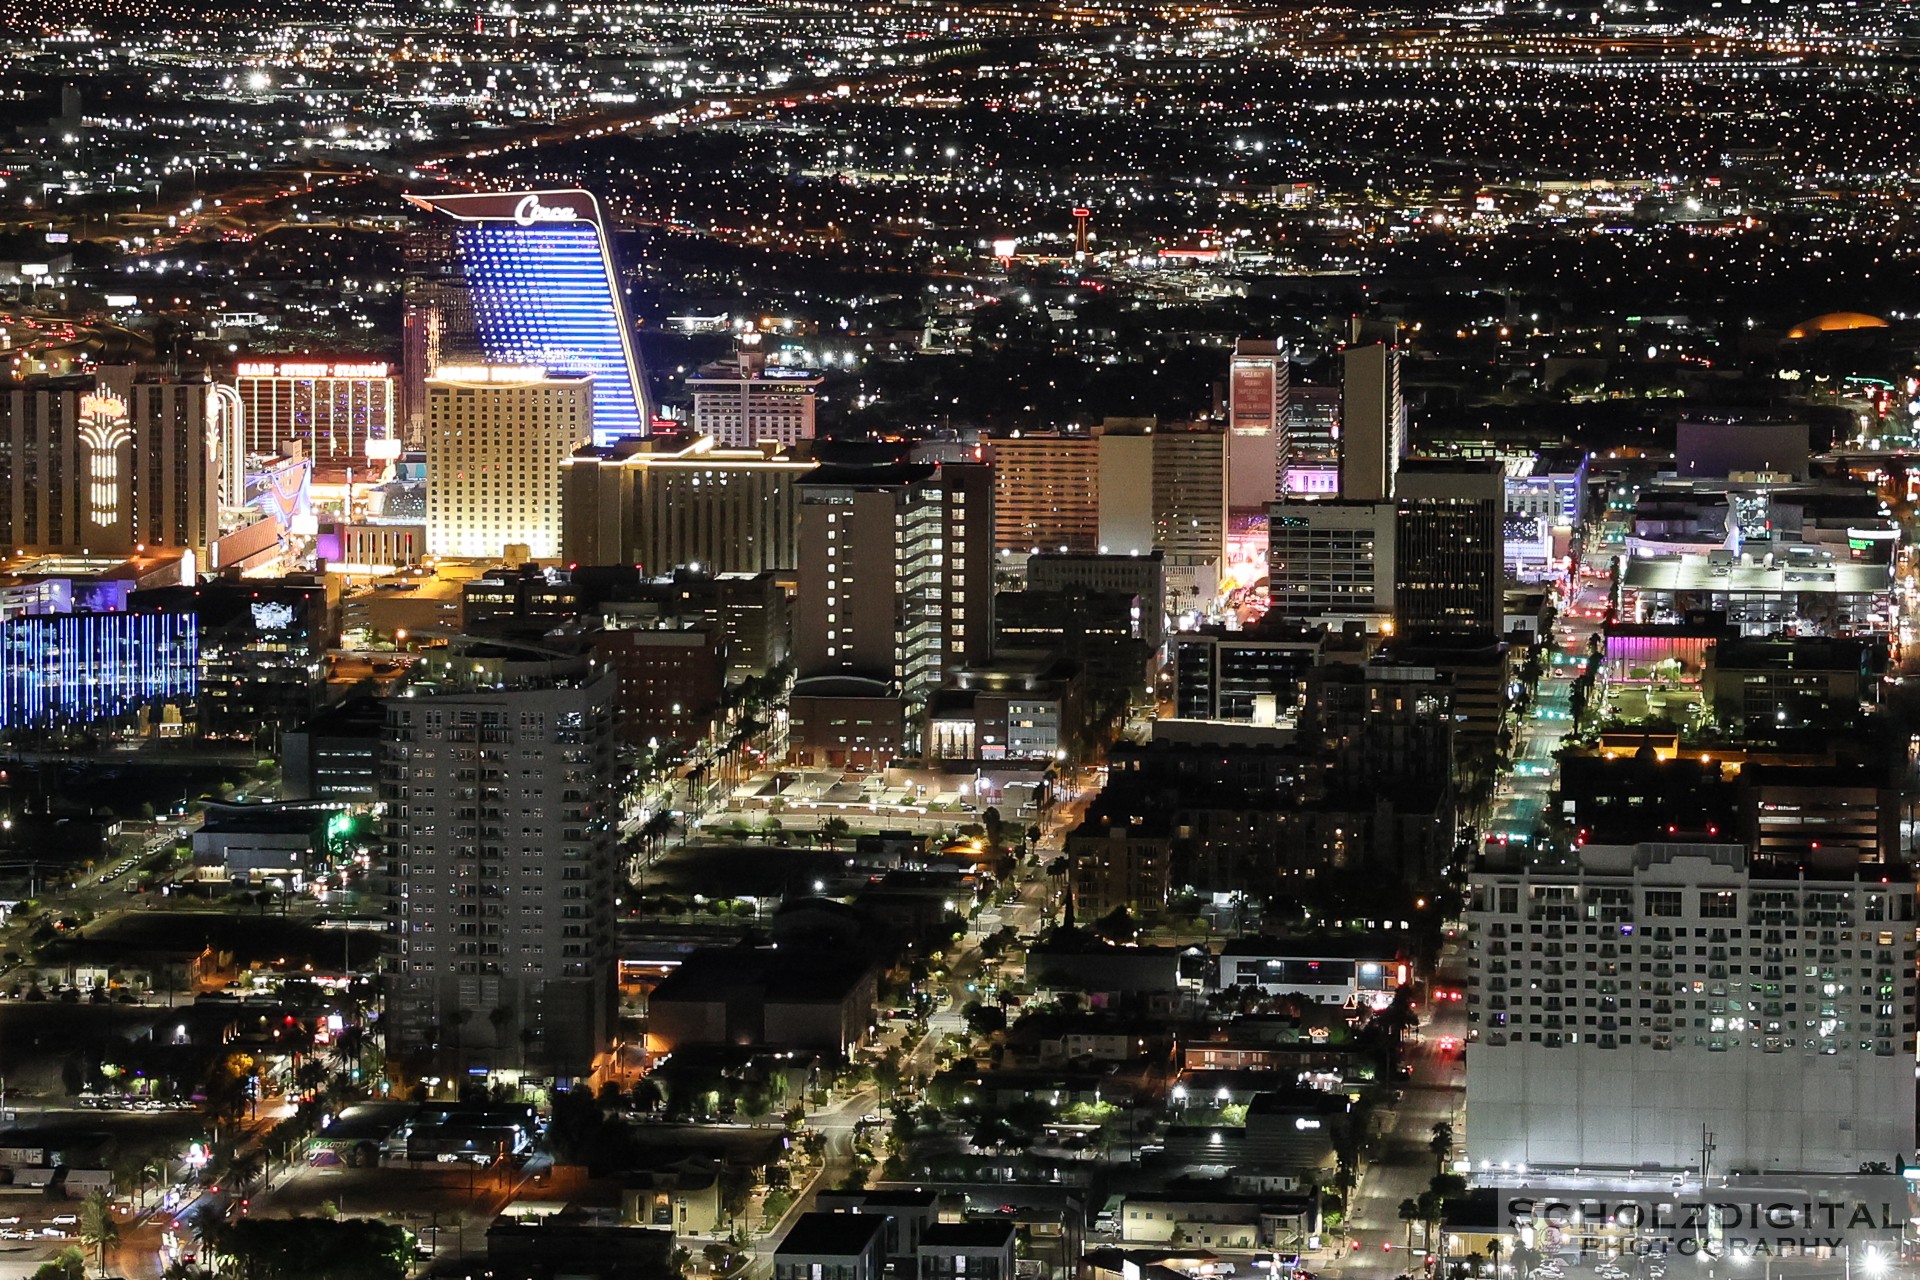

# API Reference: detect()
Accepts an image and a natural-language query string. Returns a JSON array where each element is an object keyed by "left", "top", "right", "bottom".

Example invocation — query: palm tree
[
  {"left": 224, "top": 1150, "right": 264, "bottom": 1197},
  {"left": 488, "top": 1005, "right": 517, "bottom": 1065},
  {"left": 1399, "top": 1198, "right": 1421, "bottom": 1255},
  {"left": 78, "top": 1187, "right": 118, "bottom": 1277},
  {"left": 190, "top": 1214, "right": 228, "bottom": 1276},
  {"left": 1430, "top": 1119, "right": 1455, "bottom": 1172}
]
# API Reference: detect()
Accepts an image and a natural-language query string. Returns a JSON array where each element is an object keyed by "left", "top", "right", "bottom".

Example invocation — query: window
[
  {"left": 1700, "top": 891, "right": 1738, "bottom": 919},
  {"left": 1645, "top": 891, "right": 1683, "bottom": 917}
]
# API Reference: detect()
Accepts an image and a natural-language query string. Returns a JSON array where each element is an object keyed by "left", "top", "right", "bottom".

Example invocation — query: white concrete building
[
  {"left": 686, "top": 356, "right": 821, "bottom": 450},
  {"left": 1466, "top": 841, "right": 1916, "bottom": 1173}
]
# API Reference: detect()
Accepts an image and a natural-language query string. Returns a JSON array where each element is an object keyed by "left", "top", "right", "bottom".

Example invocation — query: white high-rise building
[
  {"left": 381, "top": 673, "right": 618, "bottom": 1076},
  {"left": 1466, "top": 841, "right": 1916, "bottom": 1173},
  {"left": 687, "top": 347, "right": 821, "bottom": 450},
  {"left": 1227, "top": 337, "right": 1289, "bottom": 510},
  {"left": 425, "top": 365, "right": 592, "bottom": 560}
]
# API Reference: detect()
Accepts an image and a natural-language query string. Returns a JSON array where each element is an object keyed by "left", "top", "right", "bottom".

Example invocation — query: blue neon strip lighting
[
  {"left": 456, "top": 224, "right": 647, "bottom": 440},
  {"left": 0, "top": 613, "right": 199, "bottom": 729}
]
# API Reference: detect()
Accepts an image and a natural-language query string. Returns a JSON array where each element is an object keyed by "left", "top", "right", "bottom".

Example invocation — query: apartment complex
[{"left": 381, "top": 673, "right": 619, "bottom": 1076}]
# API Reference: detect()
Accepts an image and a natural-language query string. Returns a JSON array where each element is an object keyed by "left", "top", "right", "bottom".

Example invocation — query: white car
[{"left": 49, "top": 1215, "right": 77, "bottom": 1226}]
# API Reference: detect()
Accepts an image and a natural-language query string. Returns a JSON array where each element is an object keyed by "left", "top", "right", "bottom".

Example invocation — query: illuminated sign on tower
[{"left": 402, "top": 188, "right": 652, "bottom": 444}]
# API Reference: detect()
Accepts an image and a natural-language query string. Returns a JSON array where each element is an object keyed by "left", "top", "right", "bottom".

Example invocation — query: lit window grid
[
  {"left": 0, "top": 613, "right": 198, "bottom": 729},
  {"left": 456, "top": 225, "right": 646, "bottom": 441}
]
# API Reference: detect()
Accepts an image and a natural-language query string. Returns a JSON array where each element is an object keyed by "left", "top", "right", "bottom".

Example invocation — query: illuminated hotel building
[
  {"left": 0, "top": 367, "right": 232, "bottom": 559},
  {"left": 1227, "top": 337, "right": 1288, "bottom": 510},
  {"left": 990, "top": 432, "right": 1102, "bottom": 558},
  {"left": 404, "top": 189, "right": 653, "bottom": 444},
  {"left": 425, "top": 366, "right": 592, "bottom": 561},
  {"left": 233, "top": 359, "right": 398, "bottom": 462},
  {"left": 686, "top": 350, "right": 822, "bottom": 450},
  {"left": 0, "top": 611, "right": 198, "bottom": 730},
  {"left": 561, "top": 433, "right": 816, "bottom": 575}
]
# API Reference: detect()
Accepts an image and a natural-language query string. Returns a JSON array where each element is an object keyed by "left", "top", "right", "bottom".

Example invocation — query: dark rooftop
[{"left": 774, "top": 1212, "right": 890, "bottom": 1258}]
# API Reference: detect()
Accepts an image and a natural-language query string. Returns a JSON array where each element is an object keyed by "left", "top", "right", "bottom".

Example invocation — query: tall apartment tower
[
  {"left": 794, "top": 462, "right": 992, "bottom": 702},
  {"left": 381, "top": 672, "right": 619, "bottom": 1076},
  {"left": 1467, "top": 840, "right": 1916, "bottom": 1173},
  {"left": 425, "top": 366, "right": 593, "bottom": 560},
  {"left": 1393, "top": 459, "right": 1503, "bottom": 639},
  {"left": 1339, "top": 342, "right": 1404, "bottom": 503},
  {"left": 1227, "top": 337, "right": 1289, "bottom": 510}
]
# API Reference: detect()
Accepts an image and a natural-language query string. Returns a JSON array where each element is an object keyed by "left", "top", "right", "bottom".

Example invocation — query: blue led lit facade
[
  {"left": 0, "top": 612, "right": 198, "bottom": 729},
  {"left": 405, "top": 190, "right": 652, "bottom": 444}
]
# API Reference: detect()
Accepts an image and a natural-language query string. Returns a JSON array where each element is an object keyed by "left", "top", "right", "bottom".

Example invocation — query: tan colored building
[
  {"left": 990, "top": 432, "right": 1102, "bottom": 558},
  {"left": 425, "top": 365, "right": 592, "bottom": 560},
  {"left": 561, "top": 433, "right": 814, "bottom": 575}
]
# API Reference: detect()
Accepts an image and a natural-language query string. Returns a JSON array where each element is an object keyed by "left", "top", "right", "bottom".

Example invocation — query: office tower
[
  {"left": 0, "top": 611, "right": 198, "bottom": 731},
  {"left": 1025, "top": 550, "right": 1166, "bottom": 651},
  {"left": 1227, "top": 337, "right": 1289, "bottom": 510},
  {"left": 405, "top": 189, "right": 653, "bottom": 443},
  {"left": 1466, "top": 840, "right": 1916, "bottom": 1173},
  {"left": 233, "top": 358, "right": 399, "bottom": 462},
  {"left": 1265, "top": 500, "right": 1397, "bottom": 623},
  {"left": 1283, "top": 384, "right": 1340, "bottom": 497},
  {"left": 1171, "top": 624, "right": 1323, "bottom": 722},
  {"left": 425, "top": 365, "right": 592, "bottom": 560},
  {"left": 0, "top": 367, "right": 230, "bottom": 559},
  {"left": 687, "top": 345, "right": 822, "bottom": 449},
  {"left": 795, "top": 462, "right": 992, "bottom": 702},
  {"left": 991, "top": 431, "right": 1102, "bottom": 558},
  {"left": 1393, "top": 459, "right": 1503, "bottom": 639},
  {"left": 381, "top": 672, "right": 618, "bottom": 1075},
  {"left": 1339, "top": 343, "right": 1403, "bottom": 503},
  {"left": 561, "top": 434, "right": 815, "bottom": 574}
]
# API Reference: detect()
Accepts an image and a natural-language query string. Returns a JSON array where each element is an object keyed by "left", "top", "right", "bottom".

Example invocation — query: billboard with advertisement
[{"left": 1230, "top": 360, "right": 1277, "bottom": 434}]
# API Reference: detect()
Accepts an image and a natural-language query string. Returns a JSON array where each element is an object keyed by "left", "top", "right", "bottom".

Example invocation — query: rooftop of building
[
  {"left": 1216, "top": 934, "right": 1403, "bottom": 961},
  {"left": 773, "top": 1212, "right": 890, "bottom": 1258},
  {"left": 1712, "top": 633, "right": 1875, "bottom": 670},
  {"left": 799, "top": 461, "right": 939, "bottom": 488},
  {"left": 1620, "top": 551, "right": 1892, "bottom": 594},
  {"left": 648, "top": 943, "right": 875, "bottom": 1006},
  {"left": 920, "top": 1221, "right": 1017, "bottom": 1250}
]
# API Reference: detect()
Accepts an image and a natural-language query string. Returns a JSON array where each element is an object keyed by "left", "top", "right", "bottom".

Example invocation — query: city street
[{"left": 1332, "top": 965, "right": 1469, "bottom": 1280}]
